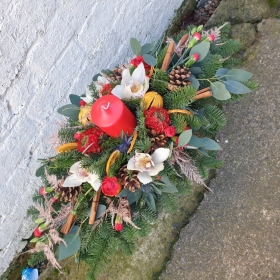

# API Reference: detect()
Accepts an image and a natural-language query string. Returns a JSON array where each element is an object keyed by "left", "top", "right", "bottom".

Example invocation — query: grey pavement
[{"left": 160, "top": 19, "right": 280, "bottom": 280}]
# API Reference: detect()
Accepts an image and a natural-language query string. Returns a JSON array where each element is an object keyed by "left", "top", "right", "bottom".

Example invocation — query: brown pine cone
[
  {"left": 169, "top": 65, "right": 191, "bottom": 86},
  {"left": 117, "top": 165, "right": 141, "bottom": 192},
  {"left": 109, "top": 68, "right": 123, "bottom": 82},
  {"left": 55, "top": 183, "right": 82, "bottom": 202},
  {"left": 146, "top": 129, "right": 167, "bottom": 154}
]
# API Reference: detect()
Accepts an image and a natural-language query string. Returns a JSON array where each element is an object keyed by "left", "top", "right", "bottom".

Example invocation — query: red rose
[
  {"left": 74, "top": 127, "right": 104, "bottom": 154},
  {"left": 130, "top": 56, "right": 151, "bottom": 72},
  {"left": 101, "top": 176, "right": 122, "bottom": 196},
  {"left": 164, "top": 126, "right": 176, "bottom": 137}
]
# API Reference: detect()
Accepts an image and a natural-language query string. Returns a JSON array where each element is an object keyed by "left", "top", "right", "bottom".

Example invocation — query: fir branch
[
  {"left": 164, "top": 85, "right": 197, "bottom": 110},
  {"left": 150, "top": 69, "right": 169, "bottom": 94}
]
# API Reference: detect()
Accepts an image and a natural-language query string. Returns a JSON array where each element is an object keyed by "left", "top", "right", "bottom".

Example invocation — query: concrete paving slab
[{"left": 160, "top": 18, "right": 280, "bottom": 280}]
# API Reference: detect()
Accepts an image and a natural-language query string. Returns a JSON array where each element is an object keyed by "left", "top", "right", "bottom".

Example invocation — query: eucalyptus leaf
[
  {"left": 210, "top": 81, "right": 231, "bottom": 100},
  {"left": 141, "top": 43, "right": 153, "bottom": 54},
  {"left": 160, "top": 174, "right": 178, "bottom": 193},
  {"left": 117, "top": 189, "right": 130, "bottom": 197},
  {"left": 146, "top": 193, "right": 156, "bottom": 211},
  {"left": 188, "top": 135, "right": 203, "bottom": 148},
  {"left": 200, "top": 137, "right": 222, "bottom": 150},
  {"left": 178, "top": 129, "right": 192, "bottom": 147},
  {"left": 95, "top": 204, "right": 106, "bottom": 220},
  {"left": 57, "top": 226, "right": 81, "bottom": 261},
  {"left": 223, "top": 80, "right": 252, "bottom": 94},
  {"left": 69, "top": 94, "right": 81, "bottom": 107},
  {"left": 35, "top": 165, "right": 45, "bottom": 177},
  {"left": 57, "top": 104, "right": 79, "bottom": 121},
  {"left": 215, "top": 68, "right": 228, "bottom": 78},
  {"left": 189, "top": 74, "right": 200, "bottom": 89},
  {"left": 127, "top": 190, "right": 140, "bottom": 205},
  {"left": 130, "top": 38, "right": 142, "bottom": 55},
  {"left": 143, "top": 54, "right": 156, "bottom": 66},
  {"left": 92, "top": 73, "right": 101, "bottom": 82},
  {"left": 225, "top": 69, "right": 253, "bottom": 82},
  {"left": 190, "top": 41, "right": 210, "bottom": 62},
  {"left": 189, "top": 67, "right": 201, "bottom": 75},
  {"left": 152, "top": 185, "right": 162, "bottom": 195}
]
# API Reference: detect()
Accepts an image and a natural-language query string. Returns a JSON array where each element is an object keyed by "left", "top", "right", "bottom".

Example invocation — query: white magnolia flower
[
  {"left": 81, "top": 88, "right": 94, "bottom": 104},
  {"left": 127, "top": 148, "right": 170, "bottom": 184},
  {"left": 62, "top": 161, "right": 101, "bottom": 191},
  {"left": 112, "top": 63, "right": 149, "bottom": 100}
]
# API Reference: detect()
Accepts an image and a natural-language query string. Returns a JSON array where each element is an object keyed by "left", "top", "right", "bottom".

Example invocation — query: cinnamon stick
[
  {"left": 196, "top": 87, "right": 211, "bottom": 95},
  {"left": 161, "top": 41, "right": 175, "bottom": 71},
  {"left": 177, "top": 34, "right": 189, "bottom": 48},
  {"left": 60, "top": 212, "right": 77, "bottom": 235},
  {"left": 194, "top": 91, "right": 213, "bottom": 100},
  {"left": 88, "top": 190, "right": 101, "bottom": 225}
]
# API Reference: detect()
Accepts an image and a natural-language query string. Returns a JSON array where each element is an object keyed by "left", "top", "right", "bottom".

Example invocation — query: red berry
[
  {"left": 114, "top": 223, "right": 123, "bottom": 232},
  {"left": 193, "top": 32, "right": 201, "bottom": 41},
  {"left": 39, "top": 187, "right": 46, "bottom": 196},
  {"left": 193, "top": 53, "right": 200, "bottom": 62},
  {"left": 34, "top": 227, "right": 44, "bottom": 237}
]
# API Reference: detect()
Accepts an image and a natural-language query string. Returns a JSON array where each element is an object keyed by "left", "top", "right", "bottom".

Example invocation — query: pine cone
[
  {"left": 117, "top": 165, "right": 141, "bottom": 192},
  {"left": 146, "top": 129, "right": 167, "bottom": 154},
  {"left": 109, "top": 68, "right": 123, "bottom": 82},
  {"left": 56, "top": 183, "right": 82, "bottom": 202},
  {"left": 169, "top": 65, "right": 191, "bottom": 86}
]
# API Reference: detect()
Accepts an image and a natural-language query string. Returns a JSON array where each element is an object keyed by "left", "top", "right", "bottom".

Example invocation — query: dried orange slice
[
  {"left": 167, "top": 109, "right": 193, "bottom": 116},
  {"left": 127, "top": 132, "right": 138, "bottom": 154},
  {"left": 106, "top": 150, "right": 121, "bottom": 175},
  {"left": 56, "top": 142, "right": 78, "bottom": 153}
]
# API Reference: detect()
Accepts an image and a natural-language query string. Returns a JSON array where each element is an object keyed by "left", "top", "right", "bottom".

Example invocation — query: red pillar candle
[{"left": 90, "top": 95, "right": 137, "bottom": 137}]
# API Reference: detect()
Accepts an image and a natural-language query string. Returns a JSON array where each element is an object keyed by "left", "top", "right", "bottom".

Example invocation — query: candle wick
[{"left": 101, "top": 102, "right": 110, "bottom": 110}]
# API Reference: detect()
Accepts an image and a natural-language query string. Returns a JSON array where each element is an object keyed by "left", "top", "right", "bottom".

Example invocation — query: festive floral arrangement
[{"left": 25, "top": 22, "right": 256, "bottom": 277}]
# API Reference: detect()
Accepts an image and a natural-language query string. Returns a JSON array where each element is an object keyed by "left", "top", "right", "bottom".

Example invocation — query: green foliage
[
  {"left": 267, "top": 0, "right": 276, "bottom": 7},
  {"left": 47, "top": 150, "right": 80, "bottom": 176},
  {"left": 164, "top": 85, "right": 197, "bottom": 110},
  {"left": 27, "top": 205, "right": 40, "bottom": 221},
  {"left": 27, "top": 251, "right": 46, "bottom": 267},
  {"left": 155, "top": 46, "right": 168, "bottom": 68},
  {"left": 150, "top": 69, "right": 169, "bottom": 93},
  {"left": 199, "top": 105, "right": 227, "bottom": 137},
  {"left": 198, "top": 54, "right": 224, "bottom": 89}
]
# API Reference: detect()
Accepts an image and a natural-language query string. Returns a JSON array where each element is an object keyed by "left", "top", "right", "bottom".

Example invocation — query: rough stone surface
[
  {"left": 160, "top": 18, "right": 280, "bottom": 280},
  {"left": 230, "top": 23, "right": 256, "bottom": 51},
  {"left": 0, "top": 0, "right": 189, "bottom": 275},
  {"left": 205, "top": 0, "right": 273, "bottom": 27}
]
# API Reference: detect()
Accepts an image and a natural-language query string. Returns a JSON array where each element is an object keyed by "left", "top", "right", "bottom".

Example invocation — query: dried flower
[
  {"left": 78, "top": 105, "right": 92, "bottom": 125},
  {"left": 144, "top": 107, "right": 170, "bottom": 134},
  {"left": 74, "top": 127, "right": 104, "bottom": 154}
]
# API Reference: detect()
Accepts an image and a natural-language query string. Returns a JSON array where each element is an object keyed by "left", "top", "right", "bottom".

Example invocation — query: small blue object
[{"left": 22, "top": 268, "right": 38, "bottom": 280}]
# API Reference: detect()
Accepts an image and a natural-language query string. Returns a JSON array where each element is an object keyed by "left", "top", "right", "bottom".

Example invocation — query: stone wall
[{"left": 0, "top": 0, "right": 188, "bottom": 274}]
